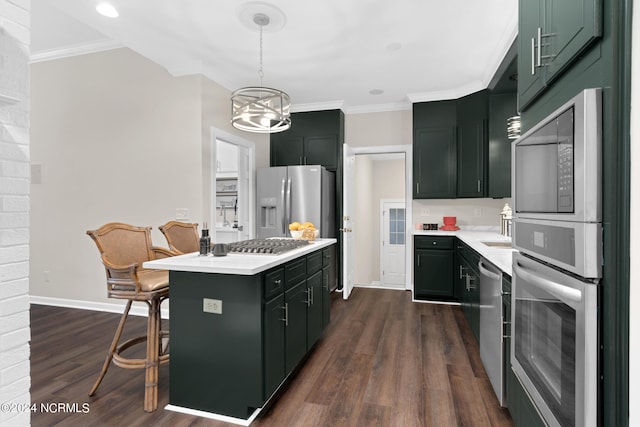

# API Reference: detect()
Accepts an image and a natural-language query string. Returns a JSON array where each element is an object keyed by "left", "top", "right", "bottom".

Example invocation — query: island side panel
[{"left": 169, "top": 270, "right": 264, "bottom": 419}]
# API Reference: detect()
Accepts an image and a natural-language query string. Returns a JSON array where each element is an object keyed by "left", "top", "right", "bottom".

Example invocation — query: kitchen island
[{"left": 144, "top": 238, "right": 337, "bottom": 424}]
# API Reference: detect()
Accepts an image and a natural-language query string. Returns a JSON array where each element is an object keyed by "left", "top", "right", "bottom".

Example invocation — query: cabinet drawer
[
  {"left": 322, "top": 246, "right": 332, "bottom": 267},
  {"left": 415, "top": 236, "right": 454, "bottom": 250},
  {"left": 285, "top": 258, "right": 307, "bottom": 289},
  {"left": 307, "top": 251, "right": 323, "bottom": 274},
  {"left": 264, "top": 268, "right": 285, "bottom": 300}
]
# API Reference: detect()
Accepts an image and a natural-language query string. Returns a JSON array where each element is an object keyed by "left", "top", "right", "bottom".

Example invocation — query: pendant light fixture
[
  {"left": 231, "top": 12, "right": 291, "bottom": 133},
  {"left": 507, "top": 115, "right": 521, "bottom": 139}
]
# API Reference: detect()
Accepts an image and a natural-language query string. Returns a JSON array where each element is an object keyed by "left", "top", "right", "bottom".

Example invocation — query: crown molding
[
  {"left": 344, "top": 101, "right": 412, "bottom": 115},
  {"left": 30, "top": 39, "right": 123, "bottom": 63},
  {"left": 290, "top": 101, "right": 345, "bottom": 113},
  {"left": 407, "top": 81, "right": 487, "bottom": 104}
]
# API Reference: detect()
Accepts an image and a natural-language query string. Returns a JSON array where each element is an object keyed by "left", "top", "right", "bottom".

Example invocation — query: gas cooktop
[{"left": 226, "top": 238, "right": 309, "bottom": 255}]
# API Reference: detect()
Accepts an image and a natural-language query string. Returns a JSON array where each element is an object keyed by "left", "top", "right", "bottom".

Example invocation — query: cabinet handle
[
  {"left": 537, "top": 27, "right": 542, "bottom": 67},
  {"left": 280, "top": 303, "right": 289, "bottom": 326},
  {"left": 459, "top": 265, "right": 466, "bottom": 279},
  {"left": 274, "top": 279, "right": 281, "bottom": 285},
  {"left": 304, "top": 156, "right": 307, "bottom": 164},
  {"left": 417, "top": 255, "right": 420, "bottom": 267},
  {"left": 416, "top": 182, "right": 420, "bottom": 193},
  {"left": 531, "top": 36, "right": 536, "bottom": 75},
  {"left": 311, "top": 287, "right": 314, "bottom": 305},
  {"left": 477, "top": 179, "right": 481, "bottom": 193},
  {"left": 304, "top": 288, "right": 312, "bottom": 306},
  {"left": 299, "top": 156, "right": 303, "bottom": 165}
]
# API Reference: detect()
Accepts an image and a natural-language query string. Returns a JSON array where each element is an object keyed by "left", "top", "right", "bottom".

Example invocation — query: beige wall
[{"left": 29, "top": 48, "right": 264, "bottom": 307}]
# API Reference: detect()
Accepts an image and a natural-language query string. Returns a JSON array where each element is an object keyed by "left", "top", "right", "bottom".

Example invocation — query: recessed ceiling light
[
  {"left": 369, "top": 89, "right": 384, "bottom": 95},
  {"left": 96, "top": 3, "right": 119, "bottom": 18}
]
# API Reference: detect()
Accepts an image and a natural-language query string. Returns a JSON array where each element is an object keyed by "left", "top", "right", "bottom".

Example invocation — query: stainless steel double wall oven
[{"left": 511, "top": 88, "right": 601, "bottom": 427}]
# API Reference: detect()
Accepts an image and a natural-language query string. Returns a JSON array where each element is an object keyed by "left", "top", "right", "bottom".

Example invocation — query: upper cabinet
[
  {"left": 456, "top": 91, "right": 488, "bottom": 198},
  {"left": 518, "top": 0, "right": 603, "bottom": 111},
  {"left": 488, "top": 92, "right": 517, "bottom": 198},
  {"left": 413, "top": 100, "right": 457, "bottom": 199},
  {"left": 270, "top": 110, "right": 344, "bottom": 171}
]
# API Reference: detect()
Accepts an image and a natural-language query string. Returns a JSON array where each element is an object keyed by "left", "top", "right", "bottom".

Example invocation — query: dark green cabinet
[
  {"left": 284, "top": 280, "right": 308, "bottom": 374},
  {"left": 321, "top": 245, "right": 336, "bottom": 328},
  {"left": 456, "top": 240, "right": 481, "bottom": 342},
  {"left": 306, "top": 270, "right": 324, "bottom": 349},
  {"left": 270, "top": 110, "right": 344, "bottom": 171},
  {"left": 263, "top": 293, "right": 285, "bottom": 398},
  {"left": 518, "top": 0, "right": 603, "bottom": 110},
  {"left": 413, "top": 126, "right": 457, "bottom": 198},
  {"left": 413, "top": 236, "right": 454, "bottom": 300},
  {"left": 413, "top": 91, "right": 506, "bottom": 199},
  {"left": 456, "top": 90, "right": 488, "bottom": 198},
  {"left": 488, "top": 92, "right": 517, "bottom": 198},
  {"left": 507, "top": 369, "right": 546, "bottom": 427}
]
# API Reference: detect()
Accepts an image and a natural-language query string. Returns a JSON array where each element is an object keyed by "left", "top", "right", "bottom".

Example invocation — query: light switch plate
[
  {"left": 203, "top": 298, "right": 222, "bottom": 314},
  {"left": 176, "top": 208, "right": 189, "bottom": 220}
]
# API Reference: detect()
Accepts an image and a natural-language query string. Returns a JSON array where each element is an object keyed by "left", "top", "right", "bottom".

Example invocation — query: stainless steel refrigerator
[{"left": 256, "top": 165, "right": 335, "bottom": 239}]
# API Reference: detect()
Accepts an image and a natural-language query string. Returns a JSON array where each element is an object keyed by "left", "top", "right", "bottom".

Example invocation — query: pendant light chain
[{"left": 258, "top": 23, "right": 264, "bottom": 87}]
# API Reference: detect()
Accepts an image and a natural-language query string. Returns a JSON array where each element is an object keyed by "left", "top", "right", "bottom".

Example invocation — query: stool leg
[
  {"left": 144, "top": 297, "right": 161, "bottom": 412},
  {"left": 89, "top": 300, "right": 132, "bottom": 396}
]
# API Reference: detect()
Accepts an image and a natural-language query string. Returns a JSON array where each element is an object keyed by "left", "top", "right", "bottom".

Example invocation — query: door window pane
[{"left": 388, "top": 208, "right": 405, "bottom": 246}]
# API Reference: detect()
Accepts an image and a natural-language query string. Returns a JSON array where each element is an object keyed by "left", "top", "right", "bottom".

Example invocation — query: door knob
[{"left": 339, "top": 228, "right": 352, "bottom": 232}]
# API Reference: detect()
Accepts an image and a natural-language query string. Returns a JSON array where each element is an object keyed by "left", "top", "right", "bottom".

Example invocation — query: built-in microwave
[{"left": 513, "top": 88, "right": 602, "bottom": 223}]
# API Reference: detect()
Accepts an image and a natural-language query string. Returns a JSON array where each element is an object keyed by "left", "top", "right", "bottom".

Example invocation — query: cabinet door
[
  {"left": 457, "top": 119, "right": 486, "bottom": 197},
  {"left": 517, "top": 0, "right": 546, "bottom": 111},
  {"left": 263, "top": 294, "right": 285, "bottom": 398},
  {"left": 304, "top": 136, "right": 338, "bottom": 170},
  {"left": 488, "top": 93, "right": 517, "bottom": 198},
  {"left": 306, "top": 270, "right": 323, "bottom": 349},
  {"left": 454, "top": 250, "right": 466, "bottom": 301},
  {"left": 271, "top": 136, "right": 303, "bottom": 166},
  {"left": 413, "top": 127, "right": 457, "bottom": 199},
  {"left": 544, "top": 0, "right": 602, "bottom": 83},
  {"left": 285, "top": 280, "right": 308, "bottom": 374},
  {"left": 321, "top": 266, "right": 331, "bottom": 328},
  {"left": 414, "top": 249, "right": 454, "bottom": 299}
]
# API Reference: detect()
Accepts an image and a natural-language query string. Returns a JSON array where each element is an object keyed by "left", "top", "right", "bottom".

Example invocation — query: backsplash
[{"left": 412, "top": 198, "right": 511, "bottom": 229}]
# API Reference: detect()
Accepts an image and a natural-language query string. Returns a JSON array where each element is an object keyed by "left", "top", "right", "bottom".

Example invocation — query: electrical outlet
[
  {"left": 474, "top": 208, "right": 482, "bottom": 217},
  {"left": 203, "top": 298, "right": 222, "bottom": 314},
  {"left": 176, "top": 208, "right": 189, "bottom": 220}
]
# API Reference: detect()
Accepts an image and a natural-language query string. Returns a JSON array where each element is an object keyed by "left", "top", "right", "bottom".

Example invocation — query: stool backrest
[
  {"left": 87, "top": 222, "right": 155, "bottom": 268},
  {"left": 159, "top": 221, "right": 199, "bottom": 254}
]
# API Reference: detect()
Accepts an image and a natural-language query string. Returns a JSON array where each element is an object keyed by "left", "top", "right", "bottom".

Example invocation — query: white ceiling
[{"left": 30, "top": 1, "right": 518, "bottom": 113}]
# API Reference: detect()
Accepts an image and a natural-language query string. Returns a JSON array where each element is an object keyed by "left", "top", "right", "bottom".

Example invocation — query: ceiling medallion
[{"left": 231, "top": 9, "right": 290, "bottom": 134}]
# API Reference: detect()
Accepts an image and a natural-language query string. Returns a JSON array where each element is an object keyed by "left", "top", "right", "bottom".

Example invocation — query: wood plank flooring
[{"left": 30, "top": 288, "right": 513, "bottom": 427}]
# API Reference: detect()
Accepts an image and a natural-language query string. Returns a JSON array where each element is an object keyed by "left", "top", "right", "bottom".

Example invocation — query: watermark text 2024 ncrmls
[
  {"left": 0, "top": 402, "right": 90, "bottom": 413},
  {"left": 40, "top": 402, "right": 90, "bottom": 413}
]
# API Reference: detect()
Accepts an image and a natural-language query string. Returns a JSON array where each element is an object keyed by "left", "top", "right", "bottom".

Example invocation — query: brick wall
[{"left": 0, "top": 0, "right": 30, "bottom": 425}]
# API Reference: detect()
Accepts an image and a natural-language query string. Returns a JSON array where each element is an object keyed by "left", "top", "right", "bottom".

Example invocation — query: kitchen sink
[{"left": 482, "top": 241, "right": 513, "bottom": 248}]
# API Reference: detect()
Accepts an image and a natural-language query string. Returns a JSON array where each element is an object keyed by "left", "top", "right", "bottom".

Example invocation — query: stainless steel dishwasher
[{"left": 478, "top": 258, "right": 505, "bottom": 406}]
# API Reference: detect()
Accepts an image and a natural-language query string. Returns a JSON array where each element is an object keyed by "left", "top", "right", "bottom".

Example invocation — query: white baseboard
[
  {"left": 29, "top": 295, "right": 170, "bottom": 319},
  {"left": 354, "top": 282, "right": 406, "bottom": 291}
]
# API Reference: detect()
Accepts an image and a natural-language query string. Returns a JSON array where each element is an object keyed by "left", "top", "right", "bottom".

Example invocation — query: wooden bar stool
[
  {"left": 86, "top": 222, "right": 172, "bottom": 412},
  {"left": 159, "top": 221, "right": 200, "bottom": 254}
]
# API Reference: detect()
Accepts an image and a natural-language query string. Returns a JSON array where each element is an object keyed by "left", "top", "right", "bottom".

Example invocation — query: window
[{"left": 388, "top": 208, "right": 405, "bottom": 245}]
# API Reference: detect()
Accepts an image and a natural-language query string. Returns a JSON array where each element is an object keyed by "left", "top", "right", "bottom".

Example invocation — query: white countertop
[
  {"left": 413, "top": 229, "right": 516, "bottom": 276},
  {"left": 143, "top": 238, "right": 337, "bottom": 276}
]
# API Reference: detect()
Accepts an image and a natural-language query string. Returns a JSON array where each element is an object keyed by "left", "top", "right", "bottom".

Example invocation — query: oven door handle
[{"left": 513, "top": 259, "right": 583, "bottom": 303}]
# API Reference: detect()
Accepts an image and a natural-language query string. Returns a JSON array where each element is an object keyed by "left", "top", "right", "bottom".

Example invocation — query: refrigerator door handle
[
  {"left": 286, "top": 177, "right": 292, "bottom": 228},
  {"left": 280, "top": 177, "right": 287, "bottom": 235}
]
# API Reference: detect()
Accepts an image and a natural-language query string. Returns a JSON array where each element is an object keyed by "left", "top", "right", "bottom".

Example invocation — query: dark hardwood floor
[{"left": 30, "top": 288, "right": 513, "bottom": 427}]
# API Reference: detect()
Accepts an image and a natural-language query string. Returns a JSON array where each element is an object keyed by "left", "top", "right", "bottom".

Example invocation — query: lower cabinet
[
  {"left": 413, "top": 236, "right": 454, "bottom": 300},
  {"left": 458, "top": 243, "right": 481, "bottom": 343},
  {"left": 262, "top": 245, "right": 334, "bottom": 399},
  {"left": 285, "top": 280, "right": 308, "bottom": 374},
  {"left": 507, "top": 368, "right": 547, "bottom": 427}
]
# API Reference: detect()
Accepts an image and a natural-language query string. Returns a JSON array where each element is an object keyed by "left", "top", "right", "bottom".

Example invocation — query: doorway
[
  {"left": 210, "top": 128, "right": 255, "bottom": 243},
  {"left": 343, "top": 146, "right": 412, "bottom": 297}
]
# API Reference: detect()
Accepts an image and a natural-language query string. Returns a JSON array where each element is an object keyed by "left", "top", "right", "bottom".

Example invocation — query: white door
[
  {"left": 342, "top": 144, "right": 356, "bottom": 300},
  {"left": 381, "top": 200, "right": 406, "bottom": 287},
  {"left": 235, "top": 145, "right": 251, "bottom": 240}
]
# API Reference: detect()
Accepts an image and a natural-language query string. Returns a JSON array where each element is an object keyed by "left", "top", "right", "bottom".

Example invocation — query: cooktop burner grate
[{"left": 226, "top": 238, "right": 309, "bottom": 255}]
